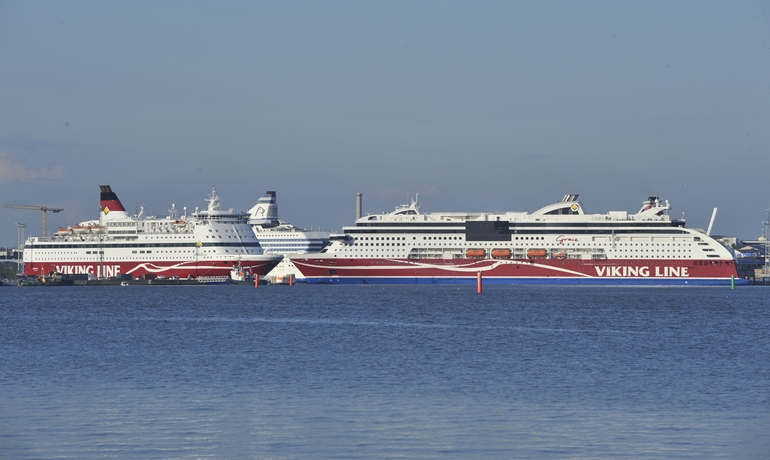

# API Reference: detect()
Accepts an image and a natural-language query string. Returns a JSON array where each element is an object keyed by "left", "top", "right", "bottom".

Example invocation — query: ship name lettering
[
  {"left": 555, "top": 235, "right": 579, "bottom": 245},
  {"left": 54, "top": 265, "right": 121, "bottom": 278},
  {"left": 594, "top": 265, "right": 689, "bottom": 277},
  {"left": 655, "top": 266, "right": 688, "bottom": 277}
]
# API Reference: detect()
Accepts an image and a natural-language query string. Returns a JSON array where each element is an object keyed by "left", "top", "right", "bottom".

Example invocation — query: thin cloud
[{"left": 0, "top": 151, "right": 64, "bottom": 182}]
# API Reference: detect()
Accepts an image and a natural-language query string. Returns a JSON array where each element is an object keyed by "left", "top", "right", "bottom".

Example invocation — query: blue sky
[{"left": 1, "top": 1, "right": 769, "bottom": 246}]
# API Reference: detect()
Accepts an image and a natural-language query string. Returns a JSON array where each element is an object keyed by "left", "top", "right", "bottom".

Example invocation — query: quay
[{"left": 13, "top": 273, "right": 270, "bottom": 286}]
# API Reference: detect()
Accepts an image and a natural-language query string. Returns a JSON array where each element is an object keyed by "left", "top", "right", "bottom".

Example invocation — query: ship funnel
[
  {"left": 99, "top": 185, "right": 129, "bottom": 221},
  {"left": 356, "top": 192, "right": 362, "bottom": 220},
  {"left": 248, "top": 191, "right": 279, "bottom": 228}
]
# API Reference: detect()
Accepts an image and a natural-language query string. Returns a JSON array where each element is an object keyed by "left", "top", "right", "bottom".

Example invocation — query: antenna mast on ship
[{"left": 206, "top": 186, "right": 220, "bottom": 212}]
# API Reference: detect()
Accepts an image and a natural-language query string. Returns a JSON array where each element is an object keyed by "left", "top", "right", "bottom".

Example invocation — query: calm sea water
[{"left": 1, "top": 284, "right": 768, "bottom": 459}]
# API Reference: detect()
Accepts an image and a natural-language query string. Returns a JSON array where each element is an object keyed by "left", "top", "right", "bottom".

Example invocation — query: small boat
[
  {"left": 552, "top": 252, "right": 567, "bottom": 259},
  {"left": 120, "top": 281, "right": 129, "bottom": 286},
  {"left": 228, "top": 261, "right": 255, "bottom": 284},
  {"left": 466, "top": 248, "right": 486, "bottom": 258},
  {"left": 527, "top": 249, "right": 548, "bottom": 258},
  {"left": 268, "top": 274, "right": 295, "bottom": 285}
]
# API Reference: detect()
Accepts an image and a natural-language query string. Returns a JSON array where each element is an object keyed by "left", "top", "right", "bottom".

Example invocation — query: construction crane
[{"left": 3, "top": 204, "right": 64, "bottom": 237}]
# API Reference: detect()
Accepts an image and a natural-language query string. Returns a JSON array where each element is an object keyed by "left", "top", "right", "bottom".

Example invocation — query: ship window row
[
  {"left": 340, "top": 242, "right": 695, "bottom": 249},
  {"left": 356, "top": 221, "right": 685, "bottom": 229},
  {"left": 510, "top": 229, "right": 689, "bottom": 235},
  {"left": 31, "top": 248, "right": 257, "bottom": 259},
  {"left": 146, "top": 236, "right": 194, "bottom": 239},
  {"left": 27, "top": 242, "right": 263, "bottom": 249},
  {"left": 339, "top": 242, "right": 697, "bottom": 251},
  {"left": 356, "top": 236, "right": 408, "bottom": 240},
  {"left": 344, "top": 228, "right": 688, "bottom": 235},
  {"left": 618, "top": 243, "right": 691, "bottom": 246},
  {"left": 261, "top": 239, "right": 319, "bottom": 242},
  {"left": 331, "top": 249, "right": 705, "bottom": 260},
  {"left": 346, "top": 229, "right": 464, "bottom": 234}
]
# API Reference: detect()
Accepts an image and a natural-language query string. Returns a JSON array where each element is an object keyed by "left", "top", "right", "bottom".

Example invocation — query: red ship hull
[
  {"left": 24, "top": 259, "right": 280, "bottom": 280},
  {"left": 290, "top": 257, "right": 744, "bottom": 285}
]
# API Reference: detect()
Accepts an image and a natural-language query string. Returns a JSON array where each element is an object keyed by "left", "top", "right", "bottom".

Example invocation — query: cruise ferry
[
  {"left": 248, "top": 191, "right": 330, "bottom": 254},
  {"left": 22, "top": 186, "right": 283, "bottom": 279},
  {"left": 248, "top": 191, "right": 330, "bottom": 281},
  {"left": 289, "top": 194, "right": 744, "bottom": 285}
]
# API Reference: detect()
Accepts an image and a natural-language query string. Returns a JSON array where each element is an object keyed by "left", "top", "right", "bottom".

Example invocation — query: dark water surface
[{"left": 1, "top": 285, "right": 768, "bottom": 458}]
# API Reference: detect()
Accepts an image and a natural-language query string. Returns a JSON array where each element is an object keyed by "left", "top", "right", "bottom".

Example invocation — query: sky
[{"left": 1, "top": 0, "right": 769, "bottom": 246}]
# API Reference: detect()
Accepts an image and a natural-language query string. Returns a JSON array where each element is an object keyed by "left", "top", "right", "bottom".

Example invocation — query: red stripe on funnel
[{"left": 101, "top": 199, "right": 126, "bottom": 212}]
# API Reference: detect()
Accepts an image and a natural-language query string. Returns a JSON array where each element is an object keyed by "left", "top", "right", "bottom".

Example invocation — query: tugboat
[{"left": 227, "top": 260, "right": 266, "bottom": 285}]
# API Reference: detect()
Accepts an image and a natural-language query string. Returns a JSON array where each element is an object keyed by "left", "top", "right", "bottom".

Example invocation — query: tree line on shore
[{"left": 0, "top": 262, "right": 19, "bottom": 279}]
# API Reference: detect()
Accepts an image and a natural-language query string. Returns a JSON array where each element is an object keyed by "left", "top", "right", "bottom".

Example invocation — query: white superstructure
[{"left": 248, "top": 191, "right": 329, "bottom": 281}]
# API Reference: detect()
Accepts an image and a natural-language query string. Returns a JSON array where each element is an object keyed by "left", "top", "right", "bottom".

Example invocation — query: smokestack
[{"left": 356, "top": 192, "right": 362, "bottom": 220}]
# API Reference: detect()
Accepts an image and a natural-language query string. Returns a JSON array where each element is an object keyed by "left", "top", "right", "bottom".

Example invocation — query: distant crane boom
[{"left": 3, "top": 204, "right": 64, "bottom": 237}]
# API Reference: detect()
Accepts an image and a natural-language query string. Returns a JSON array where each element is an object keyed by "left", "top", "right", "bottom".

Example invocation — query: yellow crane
[{"left": 3, "top": 204, "right": 64, "bottom": 237}]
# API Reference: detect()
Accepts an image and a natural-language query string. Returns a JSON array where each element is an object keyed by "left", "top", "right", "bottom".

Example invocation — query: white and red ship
[
  {"left": 289, "top": 194, "right": 744, "bottom": 285},
  {"left": 248, "top": 191, "right": 330, "bottom": 255},
  {"left": 23, "top": 186, "right": 282, "bottom": 279},
  {"left": 248, "top": 190, "right": 330, "bottom": 281}
]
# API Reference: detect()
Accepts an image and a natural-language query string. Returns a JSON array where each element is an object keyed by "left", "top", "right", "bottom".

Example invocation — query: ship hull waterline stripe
[{"left": 302, "top": 276, "right": 747, "bottom": 286}]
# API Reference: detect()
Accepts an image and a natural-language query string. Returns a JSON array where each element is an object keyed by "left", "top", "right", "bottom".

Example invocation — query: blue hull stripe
[{"left": 303, "top": 276, "right": 748, "bottom": 286}]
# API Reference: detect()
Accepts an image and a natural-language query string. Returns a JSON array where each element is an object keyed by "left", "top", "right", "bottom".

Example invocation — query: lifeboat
[
  {"left": 56, "top": 227, "right": 73, "bottom": 236},
  {"left": 174, "top": 220, "right": 186, "bottom": 226},
  {"left": 72, "top": 224, "right": 105, "bottom": 233},
  {"left": 491, "top": 248, "right": 512, "bottom": 259},
  {"left": 527, "top": 248, "right": 548, "bottom": 258},
  {"left": 465, "top": 248, "right": 486, "bottom": 258},
  {"left": 552, "top": 251, "right": 567, "bottom": 259}
]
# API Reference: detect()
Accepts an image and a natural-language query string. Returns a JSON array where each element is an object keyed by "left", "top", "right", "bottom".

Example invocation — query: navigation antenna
[{"left": 205, "top": 186, "right": 220, "bottom": 212}]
